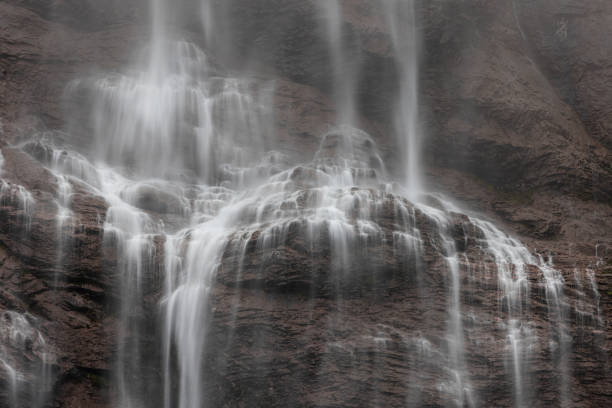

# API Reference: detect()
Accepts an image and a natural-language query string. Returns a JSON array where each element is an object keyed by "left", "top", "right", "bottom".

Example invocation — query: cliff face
[{"left": 0, "top": 1, "right": 610, "bottom": 407}]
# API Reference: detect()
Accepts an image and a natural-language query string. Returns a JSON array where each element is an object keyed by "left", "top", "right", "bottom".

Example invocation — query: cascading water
[
  {"left": 1, "top": 0, "right": 607, "bottom": 407},
  {"left": 0, "top": 180, "right": 34, "bottom": 233},
  {"left": 382, "top": 0, "right": 422, "bottom": 197},
  {"left": 0, "top": 311, "right": 53, "bottom": 408},
  {"left": 317, "top": 0, "right": 360, "bottom": 126}
]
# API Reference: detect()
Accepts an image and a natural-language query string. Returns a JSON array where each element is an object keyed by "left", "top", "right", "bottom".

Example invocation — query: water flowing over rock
[{"left": 0, "top": 1, "right": 610, "bottom": 408}]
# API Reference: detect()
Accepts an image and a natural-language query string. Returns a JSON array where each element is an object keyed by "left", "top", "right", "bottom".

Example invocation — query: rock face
[
  {"left": 205, "top": 207, "right": 609, "bottom": 407},
  {"left": 0, "top": 146, "right": 111, "bottom": 407},
  {"left": 0, "top": 1, "right": 610, "bottom": 408}
]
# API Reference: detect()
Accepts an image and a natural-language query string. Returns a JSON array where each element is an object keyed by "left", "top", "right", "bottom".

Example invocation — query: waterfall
[
  {"left": 317, "top": 0, "right": 360, "bottom": 125},
  {"left": 1, "top": 0, "right": 606, "bottom": 407},
  {"left": 0, "top": 311, "right": 54, "bottom": 408},
  {"left": 417, "top": 203, "right": 475, "bottom": 406},
  {"left": 0, "top": 180, "right": 34, "bottom": 233},
  {"left": 382, "top": 0, "right": 422, "bottom": 197},
  {"left": 52, "top": 149, "right": 75, "bottom": 289},
  {"left": 470, "top": 218, "right": 535, "bottom": 407},
  {"left": 318, "top": 0, "right": 421, "bottom": 195}
]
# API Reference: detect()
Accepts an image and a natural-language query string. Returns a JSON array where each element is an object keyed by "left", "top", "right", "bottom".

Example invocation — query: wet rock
[{"left": 120, "top": 183, "right": 188, "bottom": 215}]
